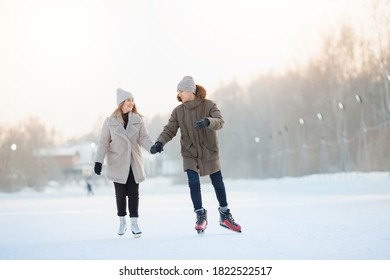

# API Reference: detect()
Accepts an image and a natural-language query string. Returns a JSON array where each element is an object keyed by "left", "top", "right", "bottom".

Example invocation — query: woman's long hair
[
  {"left": 111, "top": 103, "right": 139, "bottom": 125},
  {"left": 177, "top": 84, "right": 207, "bottom": 102}
]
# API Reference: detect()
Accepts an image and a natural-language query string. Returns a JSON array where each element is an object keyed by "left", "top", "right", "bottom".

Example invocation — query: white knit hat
[
  {"left": 177, "top": 76, "right": 196, "bottom": 93},
  {"left": 116, "top": 88, "right": 134, "bottom": 106}
]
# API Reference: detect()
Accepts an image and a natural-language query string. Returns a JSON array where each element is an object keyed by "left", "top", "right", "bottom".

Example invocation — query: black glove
[
  {"left": 150, "top": 142, "right": 163, "bottom": 154},
  {"left": 94, "top": 162, "right": 102, "bottom": 175},
  {"left": 195, "top": 118, "right": 210, "bottom": 129}
]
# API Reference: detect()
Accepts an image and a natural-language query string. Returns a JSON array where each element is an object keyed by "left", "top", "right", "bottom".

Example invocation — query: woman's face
[
  {"left": 178, "top": 90, "right": 195, "bottom": 103},
  {"left": 121, "top": 98, "right": 134, "bottom": 113}
]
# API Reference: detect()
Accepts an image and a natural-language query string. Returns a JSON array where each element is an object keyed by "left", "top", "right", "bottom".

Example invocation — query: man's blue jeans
[{"left": 186, "top": 169, "right": 228, "bottom": 211}]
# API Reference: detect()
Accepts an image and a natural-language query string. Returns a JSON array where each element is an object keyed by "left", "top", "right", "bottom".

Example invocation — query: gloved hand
[
  {"left": 150, "top": 142, "right": 163, "bottom": 154},
  {"left": 94, "top": 162, "right": 102, "bottom": 175},
  {"left": 195, "top": 118, "right": 210, "bottom": 129}
]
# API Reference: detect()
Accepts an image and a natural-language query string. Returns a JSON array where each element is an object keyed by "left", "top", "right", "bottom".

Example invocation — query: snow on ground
[{"left": 0, "top": 172, "right": 390, "bottom": 260}]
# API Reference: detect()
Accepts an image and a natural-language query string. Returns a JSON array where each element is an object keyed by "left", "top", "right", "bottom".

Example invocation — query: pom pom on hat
[
  {"left": 177, "top": 76, "right": 196, "bottom": 94},
  {"left": 116, "top": 88, "right": 134, "bottom": 106}
]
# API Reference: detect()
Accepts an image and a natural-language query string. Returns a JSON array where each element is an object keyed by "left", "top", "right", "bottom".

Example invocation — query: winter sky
[{"left": 0, "top": 0, "right": 370, "bottom": 139}]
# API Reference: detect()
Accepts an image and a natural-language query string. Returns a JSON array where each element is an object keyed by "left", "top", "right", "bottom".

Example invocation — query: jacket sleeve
[
  {"left": 156, "top": 107, "right": 179, "bottom": 146},
  {"left": 138, "top": 118, "right": 154, "bottom": 153},
  {"left": 94, "top": 118, "right": 110, "bottom": 163},
  {"left": 207, "top": 101, "right": 224, "bottom": 130}
]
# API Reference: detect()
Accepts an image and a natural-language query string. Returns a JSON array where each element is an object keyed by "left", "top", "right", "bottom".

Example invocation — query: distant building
[
  {"left": 36, "top": 147, "right": 79, "bottom": 180},
  {"left": 36, "top": 142, "right": 95, "bottom": 181}
]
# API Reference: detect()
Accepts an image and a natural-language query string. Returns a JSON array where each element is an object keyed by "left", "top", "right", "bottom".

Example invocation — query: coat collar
[
  {"left": 107, "top": 113, "right": 141, "bottom": 139},
  {"left": 107, "top": 112, "right": 142, "bottom": 125},
  {"left": 182, "top": 98, "right": 202, "bottom": 110}
]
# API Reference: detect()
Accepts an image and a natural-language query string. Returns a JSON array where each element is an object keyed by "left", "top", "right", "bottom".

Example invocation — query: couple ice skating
[{"left": 94, "top": 76, "right": 242, "bottom": 237}]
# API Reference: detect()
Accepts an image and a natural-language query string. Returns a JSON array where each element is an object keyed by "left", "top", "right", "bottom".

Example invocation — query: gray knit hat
[
  {"left": 177, "top": 76, "right": 196, "bottom": 94},
  {"left": 116, "top": 88, "right": 134, "bottom": 106}
]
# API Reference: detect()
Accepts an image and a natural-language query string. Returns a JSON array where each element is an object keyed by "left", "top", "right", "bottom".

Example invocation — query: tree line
[{"left": 0, "top": 117, "right": 55, "bottom": 191}]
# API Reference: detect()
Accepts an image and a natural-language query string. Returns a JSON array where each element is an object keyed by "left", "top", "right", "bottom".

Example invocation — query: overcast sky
[{"left": 0, "top": 0, "right": 368, "bottom": 139}]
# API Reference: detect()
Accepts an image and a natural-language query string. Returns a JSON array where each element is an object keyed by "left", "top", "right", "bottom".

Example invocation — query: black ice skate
[
  {"left": 195, "top": 209, "right": 208, "bottom": 233},
  {"left": 219, "top": 208, "right": 242, "bottom": 233}
]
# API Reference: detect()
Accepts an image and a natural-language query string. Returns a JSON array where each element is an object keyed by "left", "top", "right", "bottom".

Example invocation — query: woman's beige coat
[
  {"left": 95, "top": 112, "right": 153, "bottom": 184},
  {"left": 156, "top": 98, "right": 224, "bottom": 176}
]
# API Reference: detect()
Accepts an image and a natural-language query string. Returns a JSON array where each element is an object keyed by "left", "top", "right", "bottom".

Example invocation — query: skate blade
[
  {"left": 195, "top": 225, "right": 207, "bottom": 233},
  {"left": 118, "top": 227, "right": 127, "bottom": 236},
  {"left": 220, "top": 223, "right": 242, "bottom": 233},
  {"left": 132, "top": 231, "right": 142, "bottom": 238}
]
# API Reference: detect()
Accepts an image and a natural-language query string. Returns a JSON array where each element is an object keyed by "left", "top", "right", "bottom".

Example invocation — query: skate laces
[
  {"left": 222, "top": 210, "right": 238, "bottom": 226},
  {"left": 196, "top": 211, "right": 207, "bottom": 225}
]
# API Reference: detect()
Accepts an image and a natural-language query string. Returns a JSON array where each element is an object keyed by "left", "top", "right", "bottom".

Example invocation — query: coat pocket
[
  {"left": 106, "top": 151, "right": 121, "bottom": 167},
  {"left": 180, "top": 136, "right": 198, "bottom": 158}
]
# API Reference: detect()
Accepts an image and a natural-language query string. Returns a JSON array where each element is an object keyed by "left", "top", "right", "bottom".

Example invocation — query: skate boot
[
  {"left": 195, "top": 208, "right": 208, "bottom": 233},
  {"left": 219, "top": 207, "right": 241, "bottom": 233},
  {"left": 118, "top": 216, "right": 127, "bottom": 236},
  {"left": 130, "top": 217, "right": 142, "bottom": 238}
]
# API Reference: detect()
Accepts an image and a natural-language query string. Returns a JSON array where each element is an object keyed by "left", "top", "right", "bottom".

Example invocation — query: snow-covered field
[
  {"left": 1, "top": 172, "right": 389, "bottom": 261},
  {"left": 1, "top": 172, "right": 390, "bottom": 279}
]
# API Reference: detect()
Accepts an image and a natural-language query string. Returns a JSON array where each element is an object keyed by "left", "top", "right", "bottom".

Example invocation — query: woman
[
  {"left": 150, "top": 76, "right": 241, "bottom": 233},
  {"left": 94, "top": 88, "right": 154, "bottom": 238}
]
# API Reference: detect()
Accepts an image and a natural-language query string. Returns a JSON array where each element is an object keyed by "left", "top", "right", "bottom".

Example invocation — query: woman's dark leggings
[{"left": 114, "top": 167, "right": 139, "bottom": 217}]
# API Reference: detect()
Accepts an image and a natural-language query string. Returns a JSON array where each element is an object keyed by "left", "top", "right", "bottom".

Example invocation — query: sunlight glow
[{"left": 0, "top": 0, "right": 372, "bottom": 139}]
